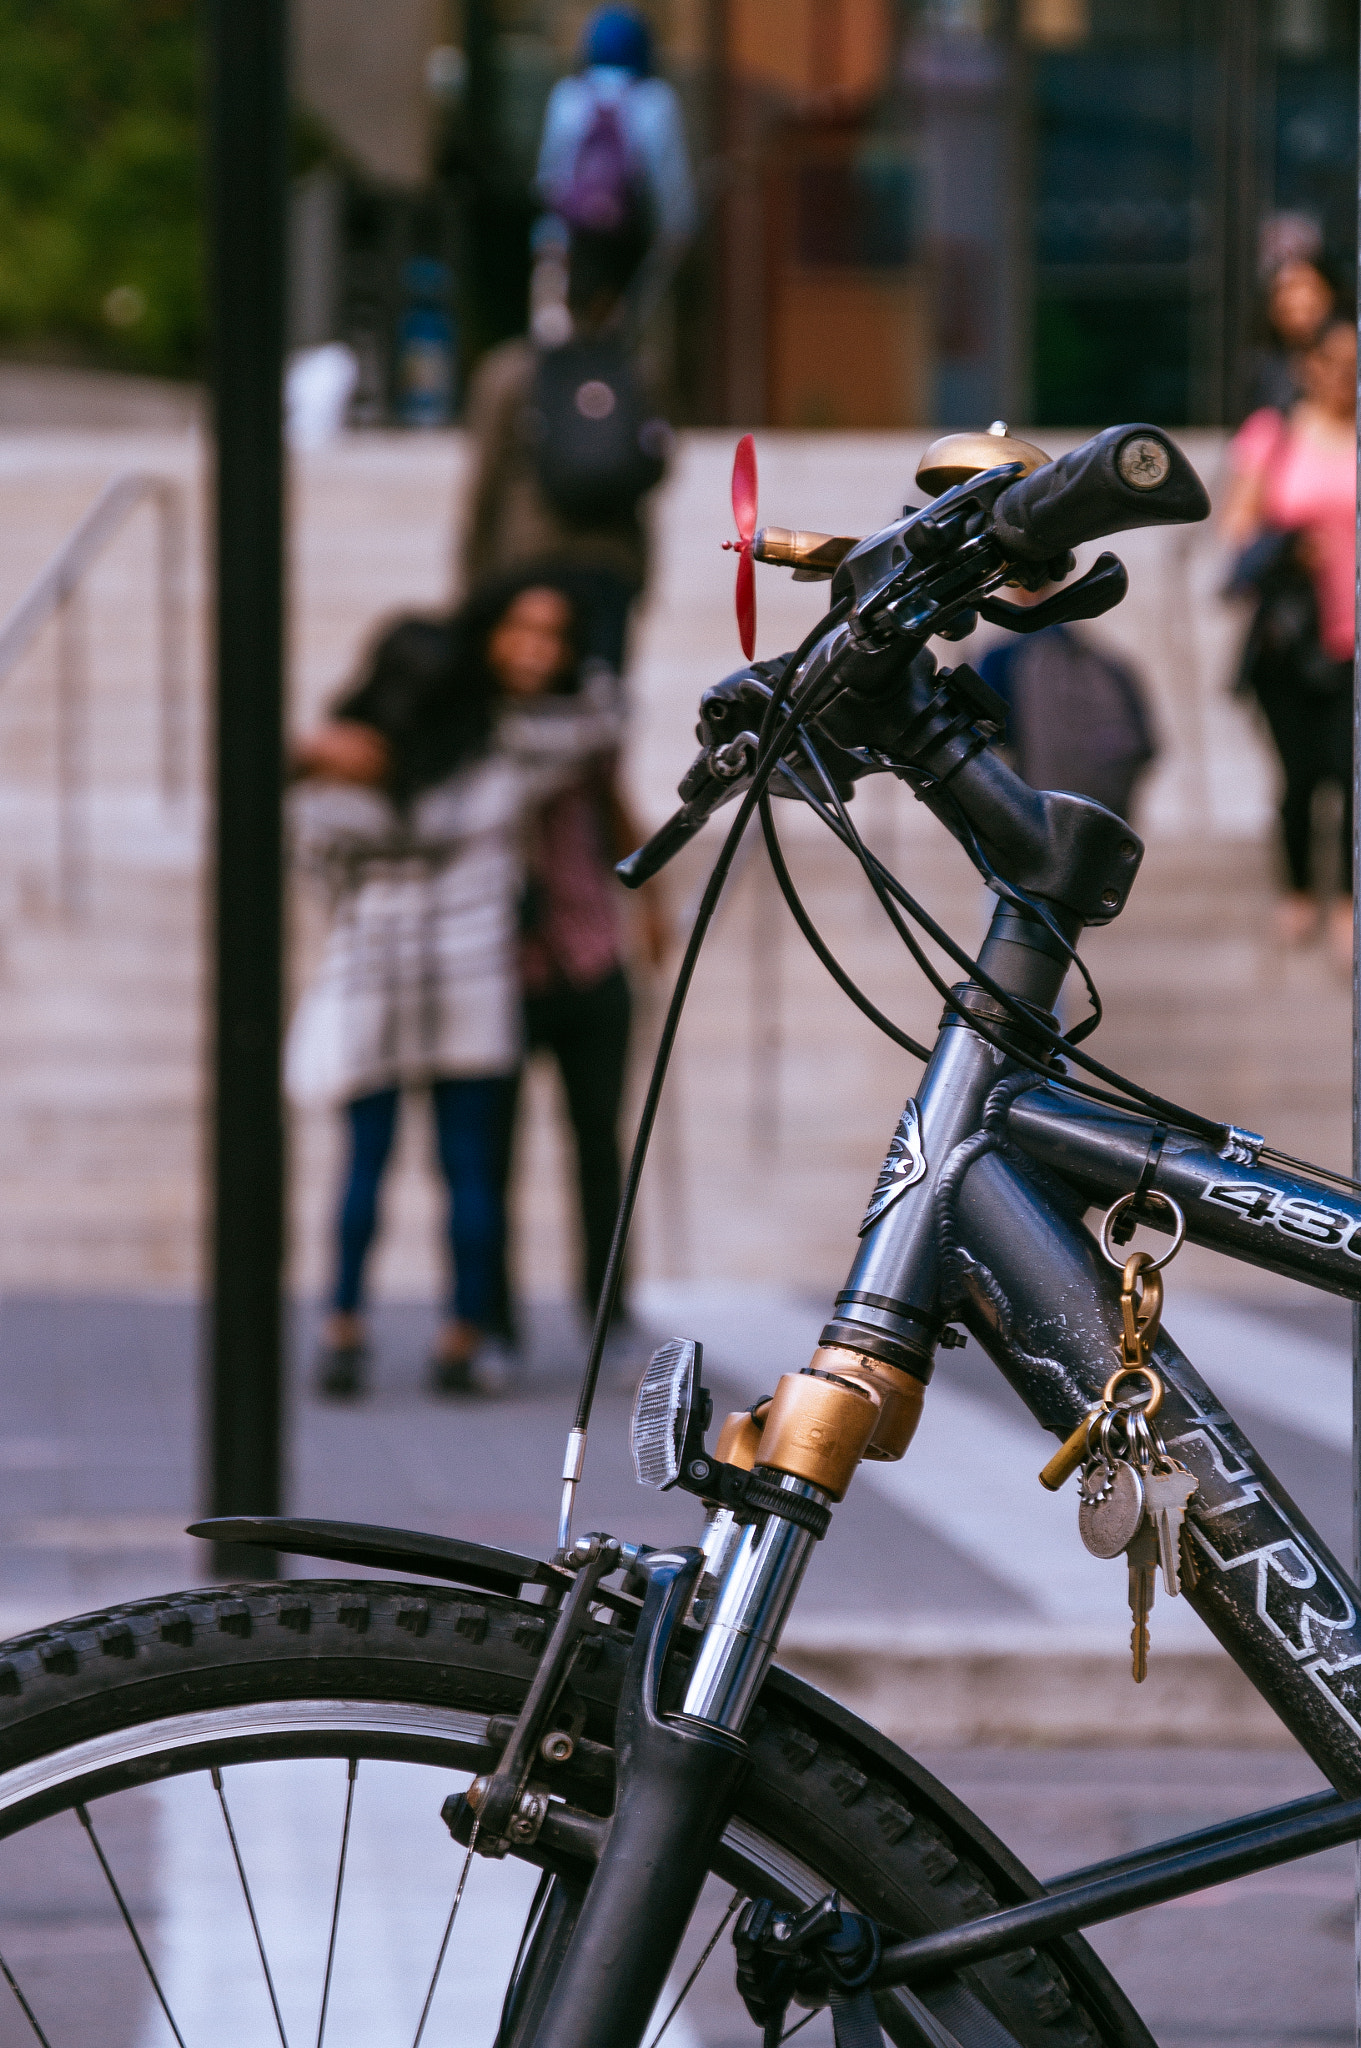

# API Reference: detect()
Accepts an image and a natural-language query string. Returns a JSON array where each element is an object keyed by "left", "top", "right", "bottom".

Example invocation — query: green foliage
[{"left": 0, "top": 0, "right": 201, "bottom": 377}]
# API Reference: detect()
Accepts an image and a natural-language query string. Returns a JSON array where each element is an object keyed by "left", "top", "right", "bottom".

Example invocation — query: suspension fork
[
  {"left": 523, "top": 1081, "right": 979, "bottom": 2045},
  {"left": 524, "top": 1550, "right": 748, "bottom": 2048}
]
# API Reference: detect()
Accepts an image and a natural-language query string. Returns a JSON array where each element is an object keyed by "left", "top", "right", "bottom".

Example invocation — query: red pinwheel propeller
[{"left": 723, "top": 433, "right": 758, "bottom": 660}]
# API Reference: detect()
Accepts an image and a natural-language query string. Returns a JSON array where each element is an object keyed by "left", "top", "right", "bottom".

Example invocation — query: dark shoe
[
  {"left": 428, "top": 1352, "right": 474, "bottom": 1396},
  {"left": 315, "top": 1341, "right": 367, "bottom": 1399},
  {"left": 428, "top": 1340, "right": 515, "bottom": 1398}
]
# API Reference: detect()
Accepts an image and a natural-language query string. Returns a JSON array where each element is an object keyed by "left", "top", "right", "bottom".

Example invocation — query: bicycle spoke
[
  {"left": 315, "top": 1757, "right": 358, "bottom": 2048},
  {"left": 0, "top": 1950, "right": 53, "bottom": 2048},
  {"left": 75, "top": 1801, "right": 186, "bottom": 2048},
  {"left": 780, "top": 2010, "right": 819, "bottom": 2043},
  {"left": 411, "top": 1813, "right": 481, "bottom": 2048},
  {"left": 211, "top": 1765, "right": 290, "bottom": 2048},
  {"left": 647, "top": 1888, "right": 744, "bottom": 2047}
]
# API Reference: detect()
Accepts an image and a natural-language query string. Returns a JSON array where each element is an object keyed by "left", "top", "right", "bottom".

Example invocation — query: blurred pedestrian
[
  {"left": 287, "top": 569, "right": 621, "bottom": 1401},
  {"left": 978, "top": 621, "right": 1157, "bottom": 821},
  {"left": 1244, "top": 254, "right": 1337, "bottom": 417},
  {"left": 1223, "top": 318, "right": 1357, "bottom": 961},
  {"left": 459, "top": 225, "right": 670, "bottom": 677},
  {"left": 459, "top": 5, "right": 693, "bottom": 675},
  {"left": 504, "top": 754, "right": 668, "bottom": 1351},
  {"left": 535, "top": 6, "right": 697, "bottom": 274}
]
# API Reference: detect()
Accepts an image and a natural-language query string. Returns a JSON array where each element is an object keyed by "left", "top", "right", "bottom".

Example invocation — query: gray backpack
[{"left": 1008, "top": 626, "right": 1156, "bottom": 819}]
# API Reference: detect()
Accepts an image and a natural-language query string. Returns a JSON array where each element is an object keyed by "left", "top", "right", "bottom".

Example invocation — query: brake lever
[{"left": 977, "top": 550, "right": 1127, "bottom": 633}]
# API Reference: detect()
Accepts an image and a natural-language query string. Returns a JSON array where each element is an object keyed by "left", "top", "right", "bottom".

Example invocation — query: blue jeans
[{"left": 333, "top": 1079, "right": 515, "bottom": 1327}]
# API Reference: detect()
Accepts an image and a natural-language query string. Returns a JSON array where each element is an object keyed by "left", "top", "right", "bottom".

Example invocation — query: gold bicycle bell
[{"left": 915, "top": 419, "right": 1052, "bottom": 496}]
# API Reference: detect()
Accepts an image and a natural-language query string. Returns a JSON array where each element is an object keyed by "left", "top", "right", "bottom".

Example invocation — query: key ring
[
  {"left": 1100, "top": 1191, "right": 1186, "bottom": 1271},
  {"left": 1127, "top": 1406, "right": 1156, "bottom": 1470},
  {"left": 1101, "top": 1362, "right": 1164, "bottom": 1418}
]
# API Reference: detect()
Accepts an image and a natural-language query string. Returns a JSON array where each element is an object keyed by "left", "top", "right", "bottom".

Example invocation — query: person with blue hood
[{"left": 535, "top": 6, "right": 697, "bottom": 261}]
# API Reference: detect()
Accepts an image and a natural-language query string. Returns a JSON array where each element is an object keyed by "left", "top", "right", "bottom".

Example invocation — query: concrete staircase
[{"left": 0, "top": 423, "right": 1342, "bottom": 1311}]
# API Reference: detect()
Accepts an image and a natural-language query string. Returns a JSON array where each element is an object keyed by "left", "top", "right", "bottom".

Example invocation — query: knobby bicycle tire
[{"left": 0, "top": 1572, "right": 1155, "bottom": 2048}]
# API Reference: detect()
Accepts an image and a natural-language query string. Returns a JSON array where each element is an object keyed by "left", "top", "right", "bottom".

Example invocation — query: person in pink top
[{"left": 1223, "top": 318, "right": 1356, "bottom": 961}]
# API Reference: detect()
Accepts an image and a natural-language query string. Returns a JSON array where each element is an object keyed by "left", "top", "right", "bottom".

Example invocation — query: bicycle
[{"left": 2, "top": 420, "right": 1360, "bottom": 2048}]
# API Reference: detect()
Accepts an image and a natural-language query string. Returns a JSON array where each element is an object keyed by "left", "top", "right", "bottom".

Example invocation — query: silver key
[
  {"left": 1078, "top": 1459, "right": 1145, "bottom": 1559},
  {"left": 1144, "top": 1462, "right": 1198, "bottom": 1597}
]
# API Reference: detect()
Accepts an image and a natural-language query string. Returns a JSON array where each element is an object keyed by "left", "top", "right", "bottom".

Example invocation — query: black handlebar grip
[
  {"left": 991, "top": 424, "right": 1210, "bottom": 563},
  {"left": 616, "top": 804, "right": 711, "bottom": 889}
]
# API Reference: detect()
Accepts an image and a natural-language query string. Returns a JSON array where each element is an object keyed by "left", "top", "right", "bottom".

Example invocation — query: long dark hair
[{"left": 336, "top": 562, "right": 590, "bottom": 806}]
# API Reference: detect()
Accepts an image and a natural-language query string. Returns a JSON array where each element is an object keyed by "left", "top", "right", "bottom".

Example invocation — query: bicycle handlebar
[
  {"left": 617, "top": 737, "right": 756, "bottom": 889},
  {"left": 618, "top": 422, "right": 1210, "bottom": 898},
  {"left": 990, "top": 424, "right": 1210, "bottom": 561}
]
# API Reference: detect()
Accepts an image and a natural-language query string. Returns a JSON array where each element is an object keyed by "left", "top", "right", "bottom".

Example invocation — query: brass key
[{"left": 1126, "top": 1522, "right": 1158, "bottom": 1683}]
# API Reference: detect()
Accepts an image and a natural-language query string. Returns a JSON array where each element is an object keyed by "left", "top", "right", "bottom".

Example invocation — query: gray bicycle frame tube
[
  {"left": 818, "top": 901, "right": 1361, "bottom": 1794},
  {"left": 1007, "top": 1085, "right": 1361, "bottom": 1294}
]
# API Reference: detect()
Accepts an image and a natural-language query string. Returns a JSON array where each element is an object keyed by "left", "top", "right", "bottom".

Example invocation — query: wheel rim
[{"left": 0, "top": 1696, "right": 856, "bottom": 2048}]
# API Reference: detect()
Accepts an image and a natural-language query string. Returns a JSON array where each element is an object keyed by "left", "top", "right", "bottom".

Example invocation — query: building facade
[{"left": 293, "top": 0, "right": 1359, "bottom": 429}]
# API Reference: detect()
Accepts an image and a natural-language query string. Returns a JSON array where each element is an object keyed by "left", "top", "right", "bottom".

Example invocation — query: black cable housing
[
  {"left": 788, "top": 730, "right": 1226, "bottom": 1144},
  {"left": 568, "top": 600, "right": 853, "bottom": 1444},
  {"left": 757, "top": 792, "right": 931, "bottom": 1061}
]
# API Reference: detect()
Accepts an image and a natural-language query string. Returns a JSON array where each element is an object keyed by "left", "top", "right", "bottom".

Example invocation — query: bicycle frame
[
  {"left": 486, "top": 886, "right": 1361, "bottom": 2046},
  {"left": 213, "top": 905, "right": 1361, "bottom": 2042}
]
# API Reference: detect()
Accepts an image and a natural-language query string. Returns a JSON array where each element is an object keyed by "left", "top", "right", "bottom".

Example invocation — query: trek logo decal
[
  {"left": 1162, "top": 1384, "right": 1361, "bottom": 1743},
  {"left": 1199, "top": 1177, "right": 1361, "bottom": 1257},
  {"left": 860, "top": 1100, "right": 927, "bottom": 1235}
]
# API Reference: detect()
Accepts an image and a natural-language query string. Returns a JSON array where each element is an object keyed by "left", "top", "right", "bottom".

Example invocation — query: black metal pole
[{"left": 206, "top": 0, "right": 287, "bottom": 1577}]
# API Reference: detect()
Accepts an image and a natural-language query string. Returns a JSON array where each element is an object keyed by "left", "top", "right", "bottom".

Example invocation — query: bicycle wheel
[{"left": 0, "top": 1571, "right": 1155, "bottom": 2048}]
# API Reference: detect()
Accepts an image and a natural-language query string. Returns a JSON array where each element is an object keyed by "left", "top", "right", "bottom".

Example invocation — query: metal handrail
[{"left": 0, "top": 470, "right": 189, "bottom": 912}]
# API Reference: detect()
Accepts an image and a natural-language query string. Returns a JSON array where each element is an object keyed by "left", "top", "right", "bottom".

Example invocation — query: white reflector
[{"left": 630, "top": 1338, "right": 700, "bottom": 1489}]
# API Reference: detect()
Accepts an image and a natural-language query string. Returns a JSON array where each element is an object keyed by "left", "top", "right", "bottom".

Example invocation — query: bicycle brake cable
[
  {"left": 555, "top": 601, "right": 853, "bottom": 1553},
  {"left": 757, "top": 790, "right": 931, "bottom": 1060},
  {"left": 783, "top": 732, "right": 1225, "bottom": 1144}
]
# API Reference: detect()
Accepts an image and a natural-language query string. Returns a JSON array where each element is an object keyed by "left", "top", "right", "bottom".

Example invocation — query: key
[
  {"left": 1179, "top": 1524, "right": 1200, "bottom": 1594},
  {"left": 1144, "top": 1462, "right": 1198, "bottom": 1598},
  {"left": 1126, "top": 1522, "right": 1158, "bottom": 1683}
]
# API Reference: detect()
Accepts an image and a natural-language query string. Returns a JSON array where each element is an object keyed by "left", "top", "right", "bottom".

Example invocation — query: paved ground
[
  {"left": 0, "top": 1288, "right": 1353, "bottom": 2048},
  {"left": 0, "top": 1279, "right": 1350, "bottom": 1649}
]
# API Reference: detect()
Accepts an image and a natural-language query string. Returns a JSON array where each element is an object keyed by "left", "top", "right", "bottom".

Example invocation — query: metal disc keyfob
[{"left": 1078, "top": 1460, "right": 1145, "bottom": 1558}]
